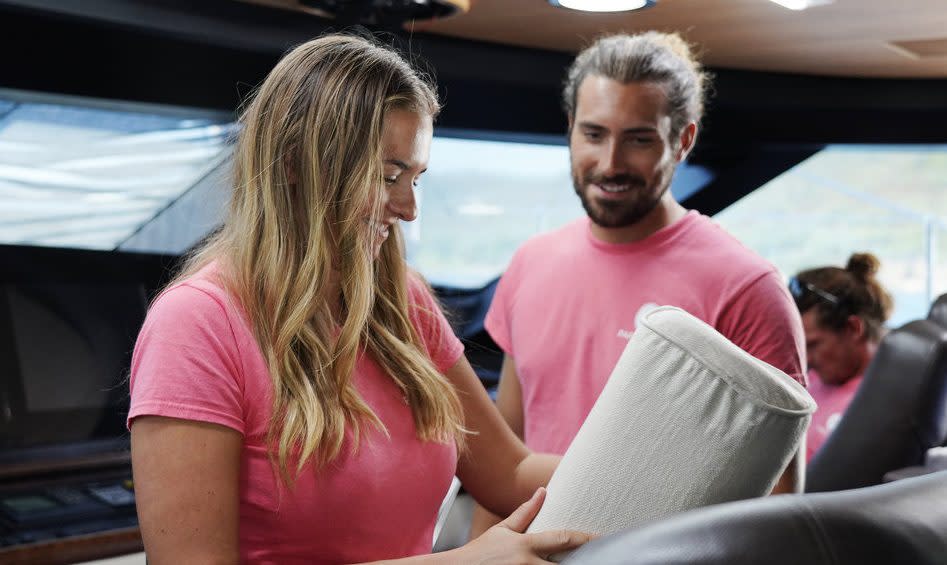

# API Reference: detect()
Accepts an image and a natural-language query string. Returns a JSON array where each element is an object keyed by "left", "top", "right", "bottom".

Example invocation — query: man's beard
[{"left": 573, "top": 171, "right": 670, "bottom": 229}]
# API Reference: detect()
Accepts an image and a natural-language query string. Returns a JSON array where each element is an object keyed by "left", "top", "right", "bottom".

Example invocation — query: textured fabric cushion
[{"left": 527, "top": 306, "right": 815, "bottom": 543}]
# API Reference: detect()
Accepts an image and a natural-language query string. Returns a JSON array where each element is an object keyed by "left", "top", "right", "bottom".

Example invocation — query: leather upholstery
[
  {"left": 806, "top": 320, "right": 947, "bottom": 492},
  {"left": 563, "top": 471, "right": 947, "bottom": 565},
  {"left": 928, "top": 293, "right": 947, "bottom": 329},
  {"left": 432, "top": 278, "right": 502, "bottom": 391}
]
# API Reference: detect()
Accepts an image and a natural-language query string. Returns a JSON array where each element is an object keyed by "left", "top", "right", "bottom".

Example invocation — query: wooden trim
[
  {"left": 0, "top": 453, "right": 131, "bottom": 482},
  {"left": 0, "top": 527, "right": 143, "bottom": 565}
]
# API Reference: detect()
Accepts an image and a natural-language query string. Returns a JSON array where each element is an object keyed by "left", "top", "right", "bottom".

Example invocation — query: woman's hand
[{"left": 455, "top": 487, "right": 593, "bottom": 564}]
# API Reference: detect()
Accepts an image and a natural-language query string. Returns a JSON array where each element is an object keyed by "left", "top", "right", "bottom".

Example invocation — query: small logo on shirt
[{"left": 826, "top": 412, "right": 842, "bottom": 433}]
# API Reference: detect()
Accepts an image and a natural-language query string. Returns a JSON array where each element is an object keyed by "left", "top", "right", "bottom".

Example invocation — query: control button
[
  {"left": 86, "top": 484, "right": 135, "bottom": 507},
  {"left": 46, "top": 487, "right": 91, "bottom": 506},
  {"left": 0, "top": 494, "right": 59, "bottom": 521}
]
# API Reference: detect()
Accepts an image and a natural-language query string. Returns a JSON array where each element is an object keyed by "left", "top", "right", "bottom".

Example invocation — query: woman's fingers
[
  {"left": 528, "top": 529, "right": 596, "bottom": 555},
  {"left": 486, "top": 488, "right": 594, "bottom": 562},
  {"left": 498, "top": 487, "right": 546, "bottom": 533}
]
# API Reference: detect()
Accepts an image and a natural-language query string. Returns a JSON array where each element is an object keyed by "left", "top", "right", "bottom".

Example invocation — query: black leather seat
[
  {"left": 928, "top": 293, "right": 947, "bottom": 329},
  {"left": 927, "top": 294, "right": 947, "bottom": 449},
  {"left": 805, "top": 319, "right": 947, "bottom": 492},
  {"left": 432, "top": 278, "right": 503, "bottom": 394},
  {"left": 563, "top": 471, "right": 947, "bottom": 565}
]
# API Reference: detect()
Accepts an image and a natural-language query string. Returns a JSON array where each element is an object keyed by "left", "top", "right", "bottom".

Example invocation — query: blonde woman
[{"left": 128, "top": 34, "right": 590, "bottom": 564}]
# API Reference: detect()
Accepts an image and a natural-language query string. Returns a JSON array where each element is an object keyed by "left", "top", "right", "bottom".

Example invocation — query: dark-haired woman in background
[{"left": 789, "top": 252, "right": 894, "bottom": 461}]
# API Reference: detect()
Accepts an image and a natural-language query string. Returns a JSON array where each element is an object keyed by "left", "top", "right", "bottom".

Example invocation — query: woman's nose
[{"left": 387, "top": 183, "right": 417, "bottom": 222}]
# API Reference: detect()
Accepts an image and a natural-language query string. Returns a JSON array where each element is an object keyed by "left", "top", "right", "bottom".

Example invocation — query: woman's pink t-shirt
[{"left": 128, "top": 265, "right": 463, "bottom": 564}]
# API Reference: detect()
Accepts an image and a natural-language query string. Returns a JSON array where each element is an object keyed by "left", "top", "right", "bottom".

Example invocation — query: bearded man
[{"left": 470, "top": 31, "right": 809, "bottom": 538}]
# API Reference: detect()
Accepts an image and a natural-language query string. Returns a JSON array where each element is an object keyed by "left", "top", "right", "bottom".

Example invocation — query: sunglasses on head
[{"left": 788, "top": 276, "right": 841, "bottom": 306}]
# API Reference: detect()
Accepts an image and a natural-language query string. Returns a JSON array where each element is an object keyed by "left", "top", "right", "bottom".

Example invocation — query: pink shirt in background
[
  {"left": 128, "top": 264, "right": 463, "bottom": 564},
  {"left": 486, "top": 212, "right": 806, "bottom": 454},
  {"left": 805, "top": 371, "right": 864, "bottom": 461}
]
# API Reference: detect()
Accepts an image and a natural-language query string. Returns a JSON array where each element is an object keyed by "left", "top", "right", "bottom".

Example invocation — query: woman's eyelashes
[{"left": 383, "top": 174, "right": 422, "bottom": 188}]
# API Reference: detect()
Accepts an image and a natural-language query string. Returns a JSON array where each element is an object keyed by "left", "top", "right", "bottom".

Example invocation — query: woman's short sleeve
[
  {"left": 127, "top": 283, "right": 247, "bottom": 434},
  {"left": 406, "top": 273, "right": 464, "bottom": 373}
]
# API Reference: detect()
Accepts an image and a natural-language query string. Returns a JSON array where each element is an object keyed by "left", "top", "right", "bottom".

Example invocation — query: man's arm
[
  {"left": 771, "top": 452, "right": 803, "bottom": 494},
  {"left": 495, "top": 355, "right": 525, "bottom": 439},
  {"left": 719, "top": 271, "right": 809, "bottom": 494},
  {"left": 468, "top": 355, "right": 524, "bottom": 538}
]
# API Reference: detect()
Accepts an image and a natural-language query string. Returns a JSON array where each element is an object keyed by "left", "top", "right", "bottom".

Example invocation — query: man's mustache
[{"left": 582, "top": 173, "right": 647, "bottom": 188}]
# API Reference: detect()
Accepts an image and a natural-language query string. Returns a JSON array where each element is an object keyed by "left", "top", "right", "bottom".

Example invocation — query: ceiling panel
[{"left": 399, "top": 0, "right": 947, "bottom": 78}]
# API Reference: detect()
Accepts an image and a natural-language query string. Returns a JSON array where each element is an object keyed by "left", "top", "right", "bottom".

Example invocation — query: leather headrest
[{"left": 564, "top": 471, "right": 947, "bottom": 565}]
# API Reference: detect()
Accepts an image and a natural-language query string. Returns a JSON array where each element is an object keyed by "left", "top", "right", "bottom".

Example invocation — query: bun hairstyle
[
  {"left": 794, "top": 252, "right": 894, "bottom": 341},
  {"left": 846, "top": 252, "right": 880, "bottom": 282}
]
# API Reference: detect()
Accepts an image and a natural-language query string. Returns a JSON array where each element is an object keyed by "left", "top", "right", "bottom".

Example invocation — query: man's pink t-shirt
[
  {"left": 128, "top": 264, "right": 463, "bottom": 564},
  {"left": 486, "top": 211, "right": 807, "bottom": 454},
  {"left": 805, "top": 371, "right": 863, "bottom": 461}
]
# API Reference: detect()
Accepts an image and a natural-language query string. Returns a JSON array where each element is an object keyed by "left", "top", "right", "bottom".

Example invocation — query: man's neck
[{"left": 589, "top": 197, "right": 688, "bottom": 245}]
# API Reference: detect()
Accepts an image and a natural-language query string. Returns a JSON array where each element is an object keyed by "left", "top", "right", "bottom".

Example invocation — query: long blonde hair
[{"left": 177, "top": 34, "right": 466, "bottom": 480}]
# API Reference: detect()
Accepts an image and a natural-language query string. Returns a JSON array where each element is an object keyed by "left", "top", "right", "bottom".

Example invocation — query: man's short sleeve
[
  {"left": 407, "top": 273, "right": 464, "bottom": 373},
  {"left": 128, "top": 284, "right": 247, "bottom": 434},
  {"left": 717, "top": 270, "right": 807, "bottom": 386},
  {"left": 484, "top": 250, "right": 523, "bottom": 356}
]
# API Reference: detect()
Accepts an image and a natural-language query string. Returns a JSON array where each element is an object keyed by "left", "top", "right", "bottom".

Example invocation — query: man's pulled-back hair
[
  {"left": 794, "top": 252, "right": 894, "bottom": 342},
  {"left": 563, "top": 31, "right": 709, "bottom": 140}
]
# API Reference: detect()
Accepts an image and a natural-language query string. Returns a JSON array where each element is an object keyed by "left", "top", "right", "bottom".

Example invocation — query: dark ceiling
[{"left": 1, "top": 0, "right": 945, "bottom": 213}]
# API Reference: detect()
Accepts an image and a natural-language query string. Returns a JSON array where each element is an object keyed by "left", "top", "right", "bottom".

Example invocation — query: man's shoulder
[
  {"left": 511, "top": 216, "right": 587, "bottom": 261},
  {"left": 677, "top": 213, "right": 778, "bottom": 278}
]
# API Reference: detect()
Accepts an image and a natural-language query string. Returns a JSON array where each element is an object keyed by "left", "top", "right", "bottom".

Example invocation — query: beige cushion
[{"left": 527, "top": 306, "right": 815, "bottom": 546}]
